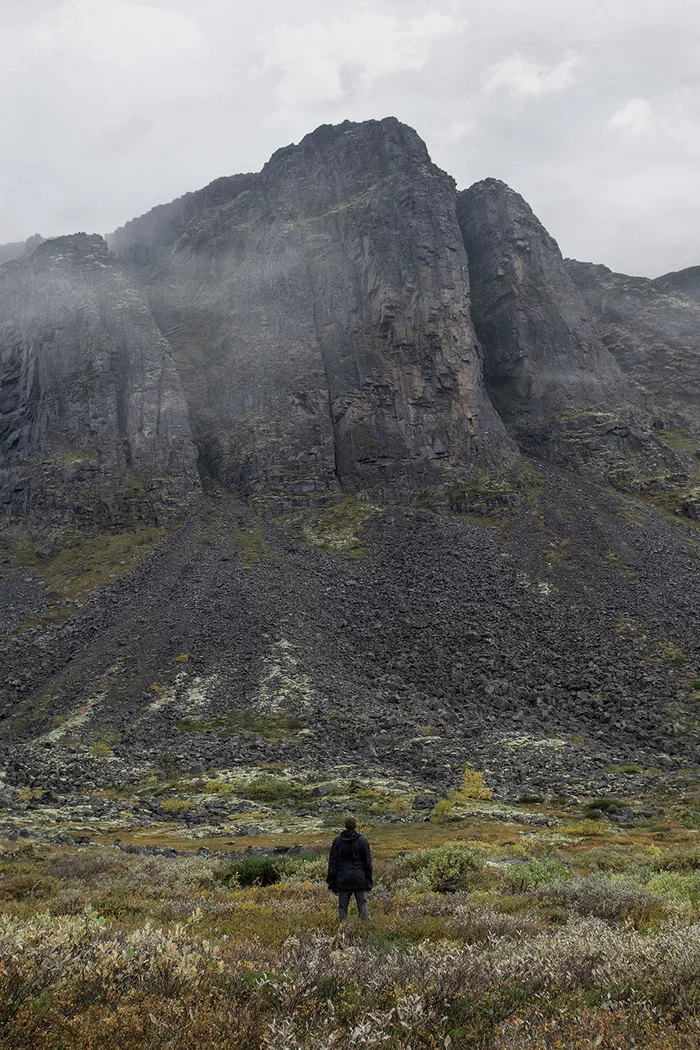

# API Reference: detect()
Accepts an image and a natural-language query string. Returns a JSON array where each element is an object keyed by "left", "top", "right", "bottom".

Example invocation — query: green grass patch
[
  {"left": 657, "top": 428, "right": 700, "bottom": 454},
  {"left": 175, "top": 709, "right": 307, "bottom": 741},
  {"left": 302, "top": 496, "right": 379, "bottom": 558},
  {"left": 18, "top": 604, "right": 76, "bottom": 633},
  {"left": 230, "top": 523, "right": 275, "bottom": 569},
  {"left": 11, "top": 527, "right": 168, "bottom": 602}
]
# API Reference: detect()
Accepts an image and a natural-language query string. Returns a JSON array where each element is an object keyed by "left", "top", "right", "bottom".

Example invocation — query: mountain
[
  {"left": 0, "top": 118, "right": 698, "bottom": 831},
  {"left": 109, "top": 119, "right": 514, "bottom": 499}
]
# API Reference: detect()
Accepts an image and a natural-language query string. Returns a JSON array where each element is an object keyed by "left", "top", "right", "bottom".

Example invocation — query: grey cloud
[{"left": 1, "top": 0, "right": 699, "bottom": 276}]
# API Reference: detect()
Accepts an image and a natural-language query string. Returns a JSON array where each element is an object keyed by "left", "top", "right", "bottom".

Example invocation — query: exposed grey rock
[
  {"left": 0, "top": 234, "right": 200, "bottom": 526},
  {"left": 412, "top": 793, "right": 440, "bottom": 810},
  {"left": 111, "top": 118, "right": 515, "bottom": 499},
  {"left": 657, "top": 264, "right": 700, "bottom": 304},
  {"left": 457, "top": 180, "right": 638, "bottom": 457},
  {"left": 0, "top": 234, "right": 46, "bottom": 266},
  {"left": 566, "top": 259, "right": 700, "bottom": 433}
]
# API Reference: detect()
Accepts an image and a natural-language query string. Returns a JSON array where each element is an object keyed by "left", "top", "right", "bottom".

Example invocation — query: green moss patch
[
  {"left": 302, "top": 496, "right": 379, "bottom": 558},
  {"left": 11, "top": 527, "right": 168, "bottom": 602},
  {"left": 175, "top": 709, "right": 307, "bottom": 741},
  {"left": 230, "top": 523, "right": 275, "bottom": 568}
]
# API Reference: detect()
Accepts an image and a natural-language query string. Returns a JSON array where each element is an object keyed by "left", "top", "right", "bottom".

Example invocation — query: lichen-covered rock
[
  {"left": 456, "top": 180, "right": 631, "bottom": 452},
  {"left": 0, "top": 234, "right": 200, "bottom": 527},
  {"left": 111, "top": 118, "right": 514, "bottom": 499}
]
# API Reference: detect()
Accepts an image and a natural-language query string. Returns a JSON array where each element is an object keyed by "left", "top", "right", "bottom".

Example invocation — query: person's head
[{"left": 344, "top": 814, "right": 358, "bottom": 830}]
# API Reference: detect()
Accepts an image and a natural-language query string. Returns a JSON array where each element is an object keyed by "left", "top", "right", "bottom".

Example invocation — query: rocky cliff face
[
  {"left": 0, "top": 235, "right": 200, "bottom": 527},
  {"left": 0, "top": 235, "right": 45, "bottom": 267},
  {"left": 456, "top": 180, "right": 641, "bottom": 466},
  {"left": 658, "top": 264, "right": 700, "bottom": 304},
  {"left": 567, "top": 260, "right": 700, "bottom": 433},
  {"left": 111, "top": 118, "right": 514, "bottom": 499}
]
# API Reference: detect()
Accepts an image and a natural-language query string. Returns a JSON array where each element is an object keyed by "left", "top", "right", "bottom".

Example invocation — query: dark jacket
[{"left": 327, "top": 829, "right": 373, "bottom": 892}]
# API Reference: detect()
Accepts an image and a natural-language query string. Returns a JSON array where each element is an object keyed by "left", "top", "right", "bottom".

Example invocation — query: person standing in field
[{"left": 327, "top": 814, "right": 373, "bottom": 921}]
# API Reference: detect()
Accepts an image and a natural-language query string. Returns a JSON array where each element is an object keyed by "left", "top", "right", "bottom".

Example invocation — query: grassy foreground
[{"left": 3, "top": 820, "right": 700, "bottom": 1049}]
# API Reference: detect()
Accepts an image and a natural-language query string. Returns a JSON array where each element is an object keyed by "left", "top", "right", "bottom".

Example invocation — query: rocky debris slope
[
  {"left": 110, "top": 118, "right": 514, "bottom": 500},
  {"left": 0, "top": 234, "right": 200, "bottom": 527},
  {"left": 1, "top": 469, "right": 698, "bottom": 809}
]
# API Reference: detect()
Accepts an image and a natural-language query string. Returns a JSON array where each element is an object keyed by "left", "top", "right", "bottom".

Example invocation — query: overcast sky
[{"left": 1, "top": 0, "right": 698, "bottom": 276}]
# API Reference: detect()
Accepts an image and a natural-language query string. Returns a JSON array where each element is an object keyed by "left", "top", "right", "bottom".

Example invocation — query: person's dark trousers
[{"left": 338, "top": 890, "right": 370, "bottom": 921}]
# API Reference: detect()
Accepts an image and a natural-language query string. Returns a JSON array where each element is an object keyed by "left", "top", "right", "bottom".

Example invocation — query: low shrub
[
  {"left": 581, "top": 845, "right": 659, "bottom": 874},
  {"left": 161, "top": 798, "right": 194, "bottom": 815},
  {"left": 452, "top": 768, "right": 493, "bottom": 802},
  {"left": 502, "top": 857, "right": 570, "bottom": 894},
  {"left": 536, "top": 875, "right": 667, "bottom": 926},
  {"left": 648, "top": 870, "right": 700, "bottom": 904},
  {"left": 652, "top": 846, "right": 700, "bottom": 872},
  {"left": 220, "top": 853, "right": 316, "bottom": 887},
  {"left": 421, "top": 844, "right": 485, "bottom": 893},
  {"left": 48, "top": 851, "right": 124, "bottom": 881},
  {"left": 431, "top": 800, "right": 456, "bottom": 824},
  {"left": 562, "top": 819, "right": 608, "bottom": 836},
  {"left": 244, "top": 777, "right": 297, "bottom": 803},
  {"left": 0, "top": 874, "right": 58, "bottom": 901}
]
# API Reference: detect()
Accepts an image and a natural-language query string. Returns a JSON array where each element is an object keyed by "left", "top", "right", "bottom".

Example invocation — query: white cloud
[
  {"left": 31, "top": 0, "right": 202, "bottom": 67},
  {"left": 261, "top": 9, "right": 467, "bottom": 105},
  {"left": 605, "top": 97, "right": 655, "bottom": 137},
  {"left": 483, "top": 50, "right": 584, "bottom": 105},
  {"left": 438, "top": 120, "right": 477, "bottom": 142}
]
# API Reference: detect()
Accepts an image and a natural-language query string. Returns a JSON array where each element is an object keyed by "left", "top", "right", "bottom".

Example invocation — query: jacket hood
[{"left": 340, "top": 829, "right": 360, "bottom": 841}]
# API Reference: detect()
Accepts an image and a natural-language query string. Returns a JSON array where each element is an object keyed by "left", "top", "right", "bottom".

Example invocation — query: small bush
[
  {"left": 161, "top": 798, "right": 194, "bottom": 815},
  {"left": 422, "top": 844, "right": 485, "bottom": 893},
  {"left": 0, "top": 874, "right": 58, "bottom": 901},
  {"left": 587, "top": 798, "right": 624, "bottom": 812},
  {"left": 88, "top": 740, "right": 114, "bottom": 757},
  {"left": 652, "top": 846, "right": 700, "bottom": 872},
  {"left": 562, "top": 819, "right": 608, "bottom": 836},
  {"left": 502, "top": 858, "right": 570, "bottom": 894},
  {"left": 648, "top": 870, "right": 700, "bottom": 904},
  {"left": 431, "top": 800, "right": 456, "bottom": 824},
  {"left": 244, "top": 776, "right": 296, "bottom": 802},
  {"left": 220, "top": 853, "right": 315, "bottom": 887},
  {"left": 48, "top": 852, "right": 124, "bottom": 881},
  {"left": 536, "top": 876, "right": 667, "bottom": 925},
  {"left": 452, "top": 768, "right": 493, "bottom": 802}
]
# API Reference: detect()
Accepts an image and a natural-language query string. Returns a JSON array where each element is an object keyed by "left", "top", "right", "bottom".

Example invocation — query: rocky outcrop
[
  {"left": 0, "top": 235, "right": 200, "bottom": 527},
  {"left": 111, "top": 118, "right": 514, "bottom": 498},
  {"left": 657, "top": 265, "right": 700, "bottom": 304},
  {"left": 456, "top": 180, "right": 636, "bottom": 466},
  {"left": 0, "top": 235, "right": 45, "bottom": 266},
  {"left": 567, "top": 260, "right": 700, "bottom": 432}
]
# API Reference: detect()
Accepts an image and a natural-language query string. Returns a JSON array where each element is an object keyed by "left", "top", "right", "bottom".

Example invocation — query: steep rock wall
[
  {"left": 567, "top": 260, "right": 700, "bottom": 432},
  {"left": 0, "top": 235, "right": 200, "bottom": 527},
  {"left": 112, "top": 118, "right": 515, "bottom": 498},
  {"left": 657, "top": 265, "right": 700, "bottom": 304},
  {"left": 457, "top": 180, "right": 631, "bottom": 452}
]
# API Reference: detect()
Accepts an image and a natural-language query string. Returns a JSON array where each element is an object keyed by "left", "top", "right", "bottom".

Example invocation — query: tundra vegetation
[{"left": 3, "top": 809, "right": 700, "bottom": 1049}]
